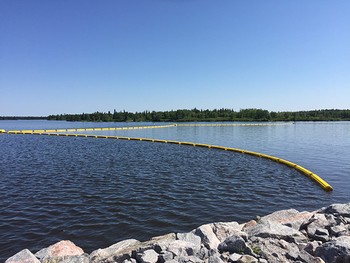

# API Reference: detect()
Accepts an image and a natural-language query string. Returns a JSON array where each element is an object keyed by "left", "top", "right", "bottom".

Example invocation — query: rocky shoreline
[{"left": 6, "top": 203, "right": 350, "bottom": 263}]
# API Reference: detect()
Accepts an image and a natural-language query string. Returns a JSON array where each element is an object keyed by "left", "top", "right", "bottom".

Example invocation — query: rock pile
[{"left": 5, "top": 203, "right": 350, "bottom": 263}]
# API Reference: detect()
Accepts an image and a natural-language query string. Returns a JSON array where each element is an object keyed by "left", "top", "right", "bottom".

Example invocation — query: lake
[{"left": 0, "top": 120, "right": 349, "bottom": 260}]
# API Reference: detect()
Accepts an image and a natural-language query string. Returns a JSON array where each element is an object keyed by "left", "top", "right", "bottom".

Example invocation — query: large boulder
[
  {"left": 259, "top": 209, "right": 314, "bottom": 230},
  {"left": 210, "top": 222, "right": 245, "bottom": 242},
  {"left": 193, "top": 224, "right": 220, "bottom": 250},
  {"left": 315, "top": 236, "right": 350, "bottom": 263},
  {"left": 246, "top": 220, "right": 306, "bottom": 243},
  {"left": 5, "top": 249, "right": 40, "bottom": 263},
  {"left": 89, "top": 239, "right": 140, "bottom": 263},
  {"left": 35, "top": 240, "right": 85, "bottom": 263},
  {"left": 218, "top": 236, "right": 246, "bottom": 254}
]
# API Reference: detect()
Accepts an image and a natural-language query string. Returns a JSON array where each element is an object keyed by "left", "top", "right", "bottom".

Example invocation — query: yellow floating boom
[{"left": 1, "top": 125, "right": 333, "bottom": 192}]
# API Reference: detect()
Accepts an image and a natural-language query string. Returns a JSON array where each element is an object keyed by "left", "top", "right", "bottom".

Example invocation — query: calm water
[{"left": 0, "top": 120, "right": 349, "bottom": 260}]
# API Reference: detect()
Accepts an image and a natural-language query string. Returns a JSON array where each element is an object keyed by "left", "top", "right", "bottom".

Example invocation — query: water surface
[{"left": 0, "top": 121, "right": 349, "bottom": 260}]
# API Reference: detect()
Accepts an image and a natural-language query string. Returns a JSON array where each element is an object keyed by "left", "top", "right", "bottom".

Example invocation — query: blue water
[{"left": 0, "top": 120, "right": 349, "bottom": 261}]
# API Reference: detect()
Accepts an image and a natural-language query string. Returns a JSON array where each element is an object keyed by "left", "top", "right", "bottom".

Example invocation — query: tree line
[{"left": 46, "top": 108, "right": 350, "bottom": 122}]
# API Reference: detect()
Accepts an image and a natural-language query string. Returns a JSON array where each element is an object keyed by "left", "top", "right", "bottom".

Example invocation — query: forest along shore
[{"left": 6, "top": 203, "right": 350, "bottom": 263}]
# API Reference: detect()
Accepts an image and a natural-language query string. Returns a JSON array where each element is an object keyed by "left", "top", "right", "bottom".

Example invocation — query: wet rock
[
  {"left": 89, "top": 239, "right": 140, "bottom": 263},
  {"left": 218, "top": 236, "right": 246, "bottom": 254},
  {"left": 193, "top": 224, "right": 220, "bottom": 250},
  {"left": 5, "top": 249, "right": 40, "bottom": 263},
  {"left": 315, "top": 236, "right": 350, "bottom": 263},
  {"left": 35, "top": 240, "right": 84, "bottom": 263},
  {"left": 135, "top": 249, "right": 158, "bottom": 263}
]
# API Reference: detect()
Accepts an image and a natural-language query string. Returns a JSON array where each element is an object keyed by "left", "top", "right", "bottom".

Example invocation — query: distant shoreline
[{"left": 2, "top": 108, "right": 350, "bottom": 122}]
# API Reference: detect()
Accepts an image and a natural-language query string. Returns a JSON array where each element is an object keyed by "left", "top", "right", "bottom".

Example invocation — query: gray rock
[
  {"left": 177, "top": 232, "right": 202, "bottom": 248},
  {"left": 259, "top": 208, "right": 313, "bottom": 230},
  {"left": 196, "top": 246, "right": 209, "bottom": 260},
  {"left": 311, "top": 228, "right": 330, "bottom": 243},
  {"left": 193, "top": 224, "right": 221, "bottom": 250},
  {"left": 174, "top": 255, "right": 203, "bottom": 263},
  {"left": 313, "top": 258, "right": 326, "bottom": 263},
  {"left": 277, "top": 239, "right": 300, "bottom": 261},
  {"left": 218, "top": 236, "right": 246, "bottom": 254},
  {"left": 315, "top": 236, "right": 350, "bottom": 263},
  {"left": 60, "top": 255, "right": 89, "bottom": 263},
  {"left": 122, "top": 259, "right": 137, "bottom": 263},
  {"left": 305, "top": 214, "right": 331, "bottom": 235},
  {"left": 229, "top": 253, "right": 242, "bottom": 262},
  {"left": 135, "top": 249, "right": 158, "bottom": 263},
  {"left": 246, "top": 220, "right": 306, "bottom": 243},
  {"left": 247, "top": 237, "right": 316, "bottom": 263},
  {"left": 5, "top": 249, "right": 40, "bottom": 263},
  {"left": 237, "top": 255, "right": 258, "bottom": 263},
  {"left": 208, "top": 254, "right": 224, "bottom": 263},
  {"left": 210, "top": 222, "right": 245, "bottom": 242},
  {"left": 35, "top": 240, "right": 85, "bottom": 261},
  {"left": 148, "top": 233, "right": 177, "bottom": 253},
  {"left": 316, "top": 228, "right": 329, "bottom": 236},
  {"left": 158, "top": 251, "right": 174, "bottom": 263},
  {"left": 89, "top": 239, "right": 140, "bottom": 263},
  {"left": 330, "top": 224, "right": 348, "bottom": 237},
  {"left": 166, "top": 240, "right": 200, "bottom": 258},
  {"left": 322, "top": 203, "right": 350, "bottom": 217},
  {"left": 303, "top": 240, "right": 321, "bottom": 255}
]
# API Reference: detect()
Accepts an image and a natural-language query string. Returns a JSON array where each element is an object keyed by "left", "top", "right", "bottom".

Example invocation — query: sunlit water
[{"left": 0, "top": 120, "right": 349, "bottom": 260}]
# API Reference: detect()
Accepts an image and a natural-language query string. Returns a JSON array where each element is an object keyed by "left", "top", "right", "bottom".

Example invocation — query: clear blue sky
[{"left": 1, "top": 0, "right": 349, "bottom": 116}]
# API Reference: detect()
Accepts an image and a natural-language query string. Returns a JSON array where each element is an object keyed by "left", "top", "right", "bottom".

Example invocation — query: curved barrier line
[
  {"left": 3, "top": 124, "right": 177, "bottom": 134},
  {"left": 1, "top": 123, "right": 293, "bottom": 135},
  {"left": 3, "top": 130, "right": 333, "bottom": 192}
]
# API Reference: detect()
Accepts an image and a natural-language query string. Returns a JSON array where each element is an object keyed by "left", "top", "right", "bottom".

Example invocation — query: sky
[{"left": 1, "top": 1, "right": 349, "bottom": 116}]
